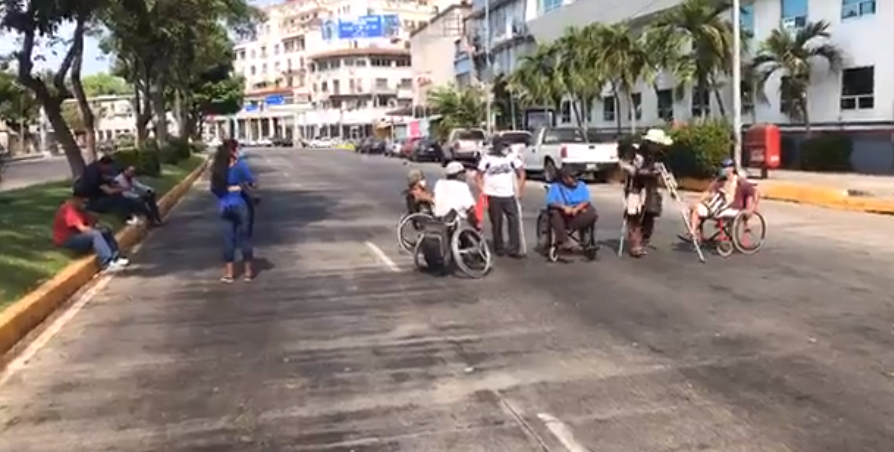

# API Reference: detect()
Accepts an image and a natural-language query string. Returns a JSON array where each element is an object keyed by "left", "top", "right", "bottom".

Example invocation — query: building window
[
  {"left": 321, "top": 81, "right": 328, "bottom": 92},
  {"left": 261, "top": 63, "right": 267, "bottom": 74},
  {"left": 842, "top": 0, "right": 875, "bottom": 18},
  {"left": 274, "top": 62, "right": 280, "bottom": 71},
  {"left": 779, "top": 76, "right": 799, "bottom": 115},
  {"left": 260, "top": 46, "right": 267, "bottom": 58},
  {"left": 560, "top": 100, "right": 572, "bottom": 123},
  {"left": 274, "top": 44, "right": 280, "bottom": 55},
  {"left": 374, "top": 78, "right": 388, "bottom": 91},
  {"left": 250, "top": 65, "right": 256, "bottom": 75},
  {"left": 781, "top": 0, "right": 807, "bottom": 29},
  {"left": 602, "top": 96, "right": 616, "bottom": 122},
  {"left": 741, "top": 4, "right": 754, "bottom": 32},
  {"left": 656, "top": 89, "right": 674, "bottom": 122},
  {"left": 542, "top": 0, "right": 563, "bottom": 13},
  {"left": 691, "top": 88, "right": 710, "bottom": 117},
  {"left": 628, "top": 93, "right": 642, "bottom": 120},
  {"left": 399, "top": 78, "right": 412, "bottom": 89},
  {"left": 840, "top": 66, "right": 875, "bottom": 110}
]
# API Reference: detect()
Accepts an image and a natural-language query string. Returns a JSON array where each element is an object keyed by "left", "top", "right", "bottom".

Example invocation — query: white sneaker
[
  {"left": 126, "top": 217, "right": 142, "bottom": 226},
  {"left": 114, "top": 257, "right": 130, "bottom": 266},
  {"left": 104, "top": 260, "right": 128, "bottom": 272}
]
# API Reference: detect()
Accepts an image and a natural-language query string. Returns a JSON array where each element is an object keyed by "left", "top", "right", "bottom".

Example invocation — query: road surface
[
  {"left": 0, "top": 156, "right": 70, "bottom": 191},
  {"left": 1, "top": 148, "right": 893, "bottom": 451}
]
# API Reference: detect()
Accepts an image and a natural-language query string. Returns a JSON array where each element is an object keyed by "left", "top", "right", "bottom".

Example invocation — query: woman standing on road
[{"left": 210, "top": 141, "right": 257, "bottom": 282}]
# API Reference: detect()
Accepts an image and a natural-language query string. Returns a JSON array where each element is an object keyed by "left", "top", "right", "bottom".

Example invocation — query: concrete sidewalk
[{"left": 747, "top": 169, "right": 894, "bottom": 199}]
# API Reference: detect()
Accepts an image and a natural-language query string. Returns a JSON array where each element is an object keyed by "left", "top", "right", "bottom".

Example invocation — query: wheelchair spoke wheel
[
  {"left": 397, "top": 212, "right": 432, "bottom": 253},
  {"left": 451, "top": 227, "right": 492, "bottom": 278},
  {"left": 715, "top": 237, "right": 734, "bottom": 257},
  {"left": 732, "top": 212, "right": 766, "bottom": 255}
]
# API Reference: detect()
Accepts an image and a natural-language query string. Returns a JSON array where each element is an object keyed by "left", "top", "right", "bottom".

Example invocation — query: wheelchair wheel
[
  {"left": 732, "top": 211, "right": 766, "bottom": 255},
  {"left": 397, "top": 212, "right": 433, "bottom": 253},
  {"left": 581, "top": 227, "right": 598, "bottom": 261},
  {"left": 714, "top": 221, "right": 735, "bottom": 257},
  {"left": 451, "top": 226, "right": 492, "bottom": 278}
]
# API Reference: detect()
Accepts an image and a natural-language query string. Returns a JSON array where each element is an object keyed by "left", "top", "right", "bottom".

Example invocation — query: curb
[{"left": 0, "top": 157, "right": 210, "bottom": 357}]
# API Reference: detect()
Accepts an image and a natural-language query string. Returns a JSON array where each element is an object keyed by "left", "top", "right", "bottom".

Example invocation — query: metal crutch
[{"left": 656, "top": 163, "right": 706, "bottom": 263}]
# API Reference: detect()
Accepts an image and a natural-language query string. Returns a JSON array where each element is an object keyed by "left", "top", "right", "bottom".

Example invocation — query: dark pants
[
  {"left": 222, "top": 203, "right": 253, "bottom": 263},
  {"left": 61, "top": 226, "right": 120, "bottom": 267},
  {"left": 486, "top": 195, "right": 521, "bottom": 254},
  {"left": 138, "top": 192, "right": 162, "bottom": 223},
  {"left": 88, "top": 195, "right": 149, "bottom": 222},
  {"left": 549, "top": 206, "right": 598, "bottom": 244},
  {"left": 241, "top": 192, "right": 255, "bottom": 238},
  {"left": 626, "top": 212, "right": 658, "bottom": 254}
]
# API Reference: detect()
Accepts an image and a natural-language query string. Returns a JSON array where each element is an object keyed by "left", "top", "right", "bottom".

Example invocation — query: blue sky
[{"left": 0, "top": 0, "right": 279, "bottom": 76}]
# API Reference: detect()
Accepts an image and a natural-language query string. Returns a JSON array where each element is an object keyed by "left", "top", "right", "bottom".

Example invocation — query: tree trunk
[
  {"left": 612, "top": 86, "right": 622, "bottom": 135},
  {"left": 69, "top": 16, "right": 97, "bottom": 162},
  {"left": 15, "top": 23, "right": 86, "bottom": 177},
  {"left": 151, "top": 77, "right": 168, "bottom": 143},
  {"left": 627, "top": 92, "right": 637, "bottom": 134},
  {"left": 570, "top": 98, "right": 586, "bottom": 135},
  {"left": 712, "top": 86, "right": 727, "bottom": 118}
]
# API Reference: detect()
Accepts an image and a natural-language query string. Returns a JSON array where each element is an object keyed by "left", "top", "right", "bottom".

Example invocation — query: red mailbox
[{"left": 744, "top": 124, "right": 781, "bottom": 178}]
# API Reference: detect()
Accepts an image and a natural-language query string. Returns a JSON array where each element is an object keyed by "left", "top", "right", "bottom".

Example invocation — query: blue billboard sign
[
  {"left": 335, "top": 14, "right": 399, "bottom": 39},
  {"left": 243, "top": 103, "right": 258, "bottom": 112},
  {"left": 265, "top": 95, "right": 284, "bottom": 106}
]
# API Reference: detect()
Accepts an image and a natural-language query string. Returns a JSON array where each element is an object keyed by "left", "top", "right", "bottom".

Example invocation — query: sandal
[
  {"left": 220, "top": 276, "right": 234, "bottom": 283},
  {"left": 243, "top": 273, "right": 254, "bottom": 282}
]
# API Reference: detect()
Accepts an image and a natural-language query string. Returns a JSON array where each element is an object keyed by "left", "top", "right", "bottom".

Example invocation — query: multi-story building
[
  {"left": 455, "top": 0, "right": 536, "bottom": 86},
  {"left": 62, "top": 95, "right": 178, "bottom": 143},
  {"left": 409, "top": 2, "right": 471, "bottom": 105},
  {"left": 211, "top": 0, "right": 457, "bottom": 142},
  {"left": 525, "top": 0, "right": 892, "bottom": 170}
]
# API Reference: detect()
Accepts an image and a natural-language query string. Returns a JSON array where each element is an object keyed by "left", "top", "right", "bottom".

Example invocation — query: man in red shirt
[{"left": 54, "top": 187, "right": 129, "bottom": 271}]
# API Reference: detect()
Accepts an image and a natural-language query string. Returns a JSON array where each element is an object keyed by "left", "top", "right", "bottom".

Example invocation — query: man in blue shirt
[{"left": 545, "top": 167, "right": 598, "bottom": 248}]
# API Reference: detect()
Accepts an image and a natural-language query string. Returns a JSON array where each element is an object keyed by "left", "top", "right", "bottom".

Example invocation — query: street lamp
[
  {"left": 732, "top": 0, "right": 743, "bottom": 169},
  {"left": 484, "top": 0, "right": 493, "bottom": 134}
]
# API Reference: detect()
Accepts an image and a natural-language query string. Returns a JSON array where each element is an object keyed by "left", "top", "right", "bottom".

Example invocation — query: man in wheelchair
[
  {"left": 545, "top": 168, "right": 598, "bottom": 251},
  {"left": 686, "top": 159, "right": 759, "bottom": 239},
  {"left": 405, "top": 168, "right": 433, "bottom": 214}
]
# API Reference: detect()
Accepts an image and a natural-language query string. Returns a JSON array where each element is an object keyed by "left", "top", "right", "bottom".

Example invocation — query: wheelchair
[
  {"left": 412, "top": 210, "right": 493, "bottom": 278},
  {"left": 535, "top": 208, "right": 599, "bottom": 262},
  {"left": 397, "top": 199, "right": 434, "bottom": 253},
  {"left": 685, "top": 209, "right": 767, "bottom": 257}
]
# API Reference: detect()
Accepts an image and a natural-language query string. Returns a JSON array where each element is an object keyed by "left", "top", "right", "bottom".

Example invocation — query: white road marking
[
  {"left": 537, "top": 413, "right": 591, "bottom": 452},
  {"left": 0, "top": 176, "right": 202, "bottom": 387},
  {"left": 365, "top": 241, "right": 401, "bottom": 272}
]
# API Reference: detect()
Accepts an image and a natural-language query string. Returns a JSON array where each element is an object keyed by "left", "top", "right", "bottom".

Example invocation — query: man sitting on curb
[
  {"left": 114, "top": 165, "right": 163, "bottom": 226},
  {"left": 77, "top": 156, "right": 151, "bottom": 226},
  {"left": 53, "top": 187, "right": 130, "bottom": 272}
]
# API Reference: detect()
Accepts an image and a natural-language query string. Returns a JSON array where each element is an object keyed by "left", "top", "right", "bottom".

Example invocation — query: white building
[
  {"left": 62, "top": 95, "right": 178, "bottom": 142},
  {"left": 211, "top": 0, "right": 458, "bottom": 141},
  {"left": 525, "top": 0, "right": 893, "bottom": 170},
  {"left": 409, "top": 2, "right": 471, "bottom": 106}
]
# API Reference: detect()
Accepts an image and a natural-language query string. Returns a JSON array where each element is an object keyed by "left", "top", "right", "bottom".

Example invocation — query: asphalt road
[
  {"left": 1, "top": 148, "right": 893, "bottom": 451},
  {"left": 0, "top": 156, "right": 70, "bottom": 191}
]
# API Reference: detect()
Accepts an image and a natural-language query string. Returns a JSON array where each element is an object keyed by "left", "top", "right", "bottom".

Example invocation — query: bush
[
  {"left": 160, "top": 138, "right": 192, "bottom": 164},
  {"left": 798, "top": 133, "right": 852, "bottom": 172},
  {"left": 665, "top": 119, "right": 733, "bottom": 179},
  {"left": 114, "top": 146, "right": 161, "bottom": 177}
]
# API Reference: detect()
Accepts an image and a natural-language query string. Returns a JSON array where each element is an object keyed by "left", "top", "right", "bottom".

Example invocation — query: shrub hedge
[
  {"left": 112, "top": 138, "right": 201, "bottom": 177},
  {"left": 664, "top": 119, "right": 733, "bottom": 179}
]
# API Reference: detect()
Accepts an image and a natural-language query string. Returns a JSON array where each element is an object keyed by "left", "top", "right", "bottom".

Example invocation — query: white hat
[
  {"left": 643, "top": 129, "right": 673, "bottom": 146},
  {"left": 445, "top": 161, "right": 465, "bottom": 175}
]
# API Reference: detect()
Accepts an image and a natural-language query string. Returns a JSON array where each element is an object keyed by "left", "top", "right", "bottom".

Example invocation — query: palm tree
[
  {"left": 654, "top": 0, "right": 735, "bottom": 118},
  {"left": 752, "top": 20, "right": 842, "bottom": 134},
  {"left": 507, "top": 43, "right": 564, "bottom": 118},
  {"left": 592, "top": 23, "right": 655, "bottom": 133},
  {"left": 426, "top": 85, "right": 487, "bottom": 140},
  {"left": 553, "top": 25, "right": 606, "bottom": 132}
]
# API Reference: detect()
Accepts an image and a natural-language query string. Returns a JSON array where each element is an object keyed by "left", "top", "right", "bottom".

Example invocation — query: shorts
[{"left": 695, "top": 193, "right": 737, "bottom": 219}]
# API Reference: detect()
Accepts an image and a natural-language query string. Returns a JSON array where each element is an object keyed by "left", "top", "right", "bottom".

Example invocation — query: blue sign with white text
[
  {"left": 265, "top": 95, "right": 284, "bottom": 106},
  {"left": 334, "top": 14, "right": 400, "bottom": 39}
]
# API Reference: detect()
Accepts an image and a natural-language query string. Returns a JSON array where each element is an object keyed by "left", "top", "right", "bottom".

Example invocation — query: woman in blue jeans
[{"left": 210, "top": 140, "right": 257, "bottom": 282}]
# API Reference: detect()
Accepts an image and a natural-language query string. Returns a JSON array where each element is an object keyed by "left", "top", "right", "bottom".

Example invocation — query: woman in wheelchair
[
  {"left": 545, "top": 168, "right": 598, "bottom": 251},
  {"left": 686, "top": 159, "right": 758, "bottom": 239}
]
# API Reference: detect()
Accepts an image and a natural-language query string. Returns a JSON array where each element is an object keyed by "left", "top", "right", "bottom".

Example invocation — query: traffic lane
[
  {"left": 358, "top": 154, "right": 894, "bottom": 450},
  {"left": 0, "top": 156, "right": 70, "bottom": 191},
  {"left": 0, "top": 149, "right": 548, "bottom": 452}
]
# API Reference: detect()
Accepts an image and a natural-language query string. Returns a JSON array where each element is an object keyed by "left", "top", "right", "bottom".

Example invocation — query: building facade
[
  {"left": 526, "top": 0, "right": 890, "bottom": 133},
  {"left": 62, "top": 95, "right": 178, "bottom": 143},
  {"left": 409, "top": 3, "right": 471, "bottom": 105},
  {"left": 210, "top": 0, "right": 457, "bottom": 141},
  {"left": 455, "top": 0, "right": 536, "bottom": 86}
]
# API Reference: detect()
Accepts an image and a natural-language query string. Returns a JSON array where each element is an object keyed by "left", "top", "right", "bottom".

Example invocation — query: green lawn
[{"left": 0, "top": 155, "right": 203, "bottom": 310}]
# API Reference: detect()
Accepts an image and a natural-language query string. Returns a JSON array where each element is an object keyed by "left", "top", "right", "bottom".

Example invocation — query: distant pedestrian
[
  {"left": 210, "top": 141, "right": 257, "bottom": 282},
  {"left": 476, "top": 137, "right": 526, "bottom": 258}
]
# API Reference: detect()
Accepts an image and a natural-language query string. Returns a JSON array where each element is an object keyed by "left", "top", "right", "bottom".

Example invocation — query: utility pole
[
  {"left": 732, "top": 0, "right": 743, "bottom": 169},
  {"left": 484, "top": 0, "right": 493, "bottom": 134}
]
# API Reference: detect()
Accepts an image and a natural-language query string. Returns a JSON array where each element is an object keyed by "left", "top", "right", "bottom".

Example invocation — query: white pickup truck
[{"left": 520, "top": 127, "right": 619, "bottom": 181}]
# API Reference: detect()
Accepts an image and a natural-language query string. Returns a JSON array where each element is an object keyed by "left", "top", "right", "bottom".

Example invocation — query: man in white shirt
[
  {"left": 476, "top": 139, "right": 525, "bottom": 257},
  {"left": 434, "top": 161, "right": 478, "bottom": 227}
]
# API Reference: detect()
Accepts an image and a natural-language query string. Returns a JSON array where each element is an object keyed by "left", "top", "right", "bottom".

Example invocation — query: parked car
[
  {"left": 443, "top": 128, "right": 487, "bottom": 164},
  {"left": 519, "top": 127, "right": 618, "bottom": 182},
  {"left": 388, "top": 139, "right": 405, "bottom": 157},
  {"left": 271, "top": 136, "right": 293, "bottom": 147},
  {"left": 408, "top": 137, "right": 443, "bottom": 162},
  {"left": 491, "top": 130, "right": 533, "bottom": 158},
  {"left": 400, "top": 137, "right": 423, "bottom": 158}
]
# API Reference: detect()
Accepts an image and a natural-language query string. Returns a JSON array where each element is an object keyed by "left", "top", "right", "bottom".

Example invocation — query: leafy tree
[
  {"left": 592, "top": 23, "right": 656, "bottom": 133},
  {"left": 0, "top": 66, "right": 39, "bottom": 154},
  {"left": 752, "top": 21, "right": 842, "bottom": 134},
  {"left": 188, "top": 68, "right": 244, "bottom": 140},
  {"left": 0, "top": 0, "right": 100, "bottom": 176},
  {"left": 82, "top": 73, "right": 129, "bottom": 97}
]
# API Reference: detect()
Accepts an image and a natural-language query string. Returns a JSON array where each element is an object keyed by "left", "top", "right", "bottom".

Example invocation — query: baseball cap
[
  {"left": 445, "top": 161, "right": 465, "bottom": 175},
  {"left": 406, "top": 168, "right": 425, "bottom": 186},
  {"left": 720, "top": 158, "right": 735, "bottom": 168}
]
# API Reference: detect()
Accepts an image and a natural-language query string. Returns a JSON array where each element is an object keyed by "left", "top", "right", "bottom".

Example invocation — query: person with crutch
[{"left": 476, "top": 137, "right": 526, "bottom": 258}]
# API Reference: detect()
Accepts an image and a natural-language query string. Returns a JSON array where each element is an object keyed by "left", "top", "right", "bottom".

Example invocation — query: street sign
[
  {"left": 265, "top": 95, "right": 284, "bottom": 106},
  {"left": 335, "top": 15, "right": 399, "bottom": 39}
]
